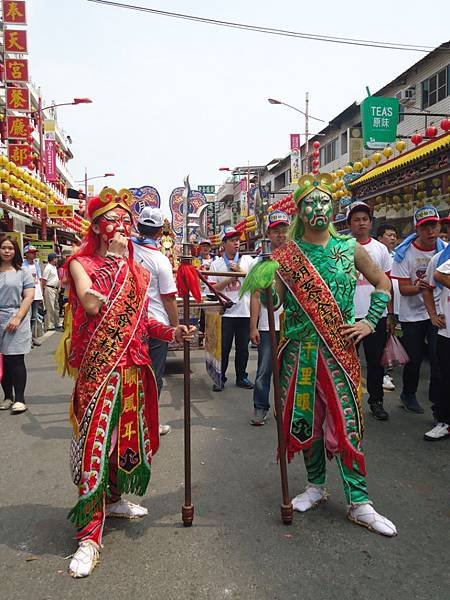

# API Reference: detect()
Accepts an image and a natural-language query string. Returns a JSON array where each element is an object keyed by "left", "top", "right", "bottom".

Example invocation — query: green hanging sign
[{"left": 361, "top": 96, "right": 399, "bottom": 149}]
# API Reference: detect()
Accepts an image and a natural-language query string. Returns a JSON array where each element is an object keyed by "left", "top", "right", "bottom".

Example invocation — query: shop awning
[{"left": 348, "top": 133, "right": 450, "bottom": 188}]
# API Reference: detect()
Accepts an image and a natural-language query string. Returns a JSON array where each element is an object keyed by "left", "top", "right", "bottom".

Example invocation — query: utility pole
[{"left": 304, "top": 91, "right": 309, "bottom": 173}]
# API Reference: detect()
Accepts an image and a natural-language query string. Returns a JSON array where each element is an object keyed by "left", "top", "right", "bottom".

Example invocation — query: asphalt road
[{"left": 0, "top": 333, "right": 449, "bottom": 600}]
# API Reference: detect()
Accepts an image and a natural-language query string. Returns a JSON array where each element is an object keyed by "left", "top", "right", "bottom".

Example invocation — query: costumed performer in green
[{"left": 267, "top": 173, "right": 397, "bottom": 536}]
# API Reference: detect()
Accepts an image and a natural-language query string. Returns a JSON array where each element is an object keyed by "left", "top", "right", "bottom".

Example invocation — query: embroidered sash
[
  {"left": 273, "top": 240, "right": 360, "bottom": 391},
  {"left": 73, "top": 260, "right": 146, "bottom": 424}
]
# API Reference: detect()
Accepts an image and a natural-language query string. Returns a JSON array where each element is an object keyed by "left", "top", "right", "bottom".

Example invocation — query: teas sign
[{"left": 361, "top": 96, "right": 399, "bottom": 149}]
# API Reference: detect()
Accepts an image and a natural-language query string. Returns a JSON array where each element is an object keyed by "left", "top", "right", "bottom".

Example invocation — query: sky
[{"left": 27, "top": 0, "right": 450, "bottom": 213}]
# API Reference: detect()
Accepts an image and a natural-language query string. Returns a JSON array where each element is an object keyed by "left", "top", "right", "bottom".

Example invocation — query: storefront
[{"left": 347, "top": 133, "right": 450, "bottom": 237}]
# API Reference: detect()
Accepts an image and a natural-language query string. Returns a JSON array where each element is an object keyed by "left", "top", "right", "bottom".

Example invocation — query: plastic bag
[{"left": 381, "top": 334, "right": 410, "bottom": 368}]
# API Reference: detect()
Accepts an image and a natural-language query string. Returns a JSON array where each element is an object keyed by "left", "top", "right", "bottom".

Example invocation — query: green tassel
[
  {"left": 239, "top": 259, "right": 279, "bottom": 298},
  {"left": 67, "top": 382, "right": 122, "bottom": 528}
]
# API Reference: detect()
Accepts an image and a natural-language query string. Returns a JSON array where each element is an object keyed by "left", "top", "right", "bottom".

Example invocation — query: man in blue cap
[
  {"left": 391, "top": 205, "right": 445, "bottom": 415},
  {"left": 249, "top": 210, "right": 290, "bottom": 425},
  {"left": 209, "top": 226, "right": 255, "bottom": 391}
]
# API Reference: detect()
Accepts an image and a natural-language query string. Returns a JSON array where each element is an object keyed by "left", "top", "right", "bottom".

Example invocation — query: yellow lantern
[
  {"left": 353, "top": 161, "right": 363, "bottom": 172},
  {"left": 1, "top": 182, "right": 10, "bottom": 193},
  {"left": 336, "top": 169, "right": 345, "bottom": 178},
  {"left": 383, "top": 147, "right": 393, "bottom": 159},
  {"left": 335, "top": 179, "right": 344, "bottom": 189},
  {"left": 344, "top": 165, "right": 353, "bottom": 174},
  {"left": 395, "top": 140, "right": 406, "bottom": 153},
  {"left": 361, "top": 157, "right": 370, "bottom": 169},
  {"left": 371, "top": 152, "right": 382, "bottom": 164}
]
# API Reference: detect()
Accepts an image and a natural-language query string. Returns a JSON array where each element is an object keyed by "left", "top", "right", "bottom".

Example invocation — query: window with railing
[
  {"left": 421, "top": 66, "right": 450, "bottom": 109},
  {"left": 319, "top": 138, "right": 338, "bottom": 165}
]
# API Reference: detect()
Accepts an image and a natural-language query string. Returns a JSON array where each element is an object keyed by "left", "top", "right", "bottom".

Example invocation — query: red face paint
[{"left": 96, "top": 208, "right": 132, "bottom": 243}]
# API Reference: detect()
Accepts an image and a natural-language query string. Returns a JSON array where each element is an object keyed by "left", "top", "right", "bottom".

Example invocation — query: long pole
[
  {"left": 181, "top": 176, "right": 194, "bottom": 526},
  {"left": 38, "top": 96, "right": 47, "bottom": 241},
  {"left": 265, "top": 282, "right": 293, "bottom": 525},
  {"left": 304, "top": 91, "right": 309, "bottom": 173},
  {"left": 84, "top": 167, "right": 88, "bottom": 206}
]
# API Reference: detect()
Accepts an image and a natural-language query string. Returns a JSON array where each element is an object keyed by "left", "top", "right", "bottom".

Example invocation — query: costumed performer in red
[{"left": 58, "top": 188, "right": 194, "bottom": 578}]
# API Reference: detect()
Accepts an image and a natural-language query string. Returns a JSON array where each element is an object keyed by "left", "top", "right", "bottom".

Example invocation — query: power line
[{"left": 87, "top": 0, "right": 439, "bottom": 53}]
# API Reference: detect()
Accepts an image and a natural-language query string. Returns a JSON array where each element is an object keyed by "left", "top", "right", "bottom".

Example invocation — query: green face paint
[{"left": 300, "top": 190, "right": 333, "bottom": 230}]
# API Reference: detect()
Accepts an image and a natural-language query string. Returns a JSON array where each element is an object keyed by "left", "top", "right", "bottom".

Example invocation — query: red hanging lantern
[
  {"left": 425, "top": 125, "right": 438, "bottom": 138},
  {"left": 312, "top": 159, "right": 320, "bottom": 167},
  {"left": 312, "top": 168, "right": 320, "bottom": 175},
  {"left": 313, "top": 141, "right": 321, "bottom": 149},
  {"left": 411, "top": 133, "right": 423, "bottom": 146},
  {"left": 312, "top": 150, "right": 320, "bottom": 158},
  {"left": 440, "top": 118, "right": 450, "bottom": 132}
]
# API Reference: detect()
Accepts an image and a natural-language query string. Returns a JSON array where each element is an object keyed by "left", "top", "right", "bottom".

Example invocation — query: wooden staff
[
  {"left": 181, "top": 262, "right": 194, "bottom": 526},
  {"left": 265, "top": 281, "right": 293, "bottom": 525},
  {"left": 181, "top": 177, "right": 194, "bottom": 527}
]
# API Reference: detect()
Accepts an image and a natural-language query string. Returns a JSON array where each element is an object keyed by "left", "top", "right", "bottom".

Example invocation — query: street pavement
[{"left": 0, "top": 333, "right": 449, "bottom": 600}]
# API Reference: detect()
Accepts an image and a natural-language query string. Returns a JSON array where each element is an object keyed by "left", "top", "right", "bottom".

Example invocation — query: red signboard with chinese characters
[
  {"left": 6, "top": 115, "right": 29, "bottom": 139},
  {"left": 44, "top": 139, "right": 57, "bottom": 182},
  {"left": 5, "top": 58, "right": 29, "bottom": 82},
  {"left": 6, "top": 87, "right": 30, "bottom": 111},
  {"left": 2, "top": 1, "right": 26, "bottom": 24},
  {"left": 4, "top": 29, "right": 28, "bottom": 53},
  {"left": 8, "top": 143, "right": 29, "bottom": 166}
]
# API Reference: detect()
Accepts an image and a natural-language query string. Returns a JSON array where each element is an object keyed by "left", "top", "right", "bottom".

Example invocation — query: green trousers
[{"left": 303, "top": 438, "right": 369, "bottom": 505}]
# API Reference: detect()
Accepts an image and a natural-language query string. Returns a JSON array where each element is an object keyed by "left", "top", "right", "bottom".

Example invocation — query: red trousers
[{"left": 76, "top": 438, "right": 121, "bottom": 546}]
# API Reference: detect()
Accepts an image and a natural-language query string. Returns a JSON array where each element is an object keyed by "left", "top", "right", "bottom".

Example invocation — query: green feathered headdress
[{"left": 293, "top": 172, "right": 334, "bottom": 204}]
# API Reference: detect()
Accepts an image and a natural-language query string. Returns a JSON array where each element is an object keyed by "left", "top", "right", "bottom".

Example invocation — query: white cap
[{"left": 137, "top": 207, "right": 164, "bottom": 227}]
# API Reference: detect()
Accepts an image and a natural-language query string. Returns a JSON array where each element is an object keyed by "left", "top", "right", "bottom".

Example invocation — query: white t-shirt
[
  {"left": 354, "top": 238, "right": 392, "bottom": 319},
  {"left": 42, "top": 263, "right": 59, "bottom": 288},
  {"left": 391, "top": 242, "right": 440, "bottom": 322},
  {"left": 425, "top": 251, "right": 448, "bottom": 338},
  {"left": 209, "top": 254, "right": 254, "bottom": 318},
  {"left": 24, "top": 260, "right": 43, "bottom": 300},
  {"left": 132, "top": 242, "right": 177, "bottom": 326}
]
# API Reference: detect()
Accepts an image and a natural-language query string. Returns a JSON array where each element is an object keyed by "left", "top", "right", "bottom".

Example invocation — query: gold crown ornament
[
  {"left": 293, "top": 173, "right": 334, "bottom": 205},
  {"left": 88, "top": 187, "right": 134, "bottom": 222}
]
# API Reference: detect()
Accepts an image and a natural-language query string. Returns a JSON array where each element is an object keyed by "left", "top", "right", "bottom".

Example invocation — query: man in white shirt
[
  {"left": 42, "top": 252, "right": 61, "bottom": 331},
  {"left": 249, "top": 210, "right": 289, "bottom": 425},
  {"left": 422, "top": 248, "right": 450, "bottom": 440},
  {"left": 132, "top": 207, "right": 178, "bottom": 436},
  {"left": 391, "top": 205, "right": 445, "bottom": 415},
  {"left": 209, "top": 226, "right": 255, "bottom": 392},
  {"left": 347, "top": 202, "right": 394, "bottom": 421},
  {"left": 23, "top": 245, "right": 44, "bottom": 346}
]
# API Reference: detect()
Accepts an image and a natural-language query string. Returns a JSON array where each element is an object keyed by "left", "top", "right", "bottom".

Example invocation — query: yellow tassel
[{"left": 55, "top": 304, "right": 78, "bottom": 379}]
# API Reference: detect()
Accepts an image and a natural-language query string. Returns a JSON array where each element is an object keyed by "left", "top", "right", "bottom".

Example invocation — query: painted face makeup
[
  {"left": 95, "top": 208, "right": 132, "bottom": 243},
  {"left": 300, "top": 190, "right": 333, "bottom": 230}
]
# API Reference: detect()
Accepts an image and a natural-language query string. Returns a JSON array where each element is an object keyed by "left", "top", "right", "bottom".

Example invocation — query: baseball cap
[
  {"left": 24, "top": 244, "right": 37, "bottom": 253},
  {"left": 346, "top": 201, "right": 372, "bottom": 223},
  {"left": 268, "top": 210, "right": 290, "bottom": 229},
  {"left": 199, "top": 238, "right": 211, "bottom": 245},
  {"left": 220, "top": 225, "right": 240, "bottom": 242},
  {"left": 137, "top": 207, "right": 164, "bottom": 228},
  {"left": 414, "top": 204, "right": 440, "bottom": 227},
  {"left": 47, "top": 252, "right": 58, "bottom": 261}
]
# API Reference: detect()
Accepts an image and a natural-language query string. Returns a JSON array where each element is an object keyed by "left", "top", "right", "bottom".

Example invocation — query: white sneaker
[
  {"left": 382, "top": 375, "right": 395, "bottom": 391},
  {"left": 424, "top": 422, "right": 450, "bottom": 441},
  {"left": 159, "top": 424, "right": 171, "bottom": 436},
  {"left": 347, "top": 503, "right": 397, "bottom": 537},
  {"left": 106, "top": 498, "right": 148, "bottom": 519},
  {"left": 0, "top": 398, "right": 12, "bottom": 411},
  {"left": 292, "top": 484, "right": 328, "bottom": 512},
  {"left": 68, "top": 541, "right": 100, "bottom": 578},
  {"left": 10, "top": 401, "right": 27, "bottom": 414}
]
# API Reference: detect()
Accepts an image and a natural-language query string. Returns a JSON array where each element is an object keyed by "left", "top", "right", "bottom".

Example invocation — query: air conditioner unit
[{"left": 395, "top": 87, "right": 416, "bottom": 105}]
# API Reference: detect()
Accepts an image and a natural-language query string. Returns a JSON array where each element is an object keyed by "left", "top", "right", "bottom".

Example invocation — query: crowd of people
[{"left": 0, "top": 179, "right": 449, "bottom": 577}]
